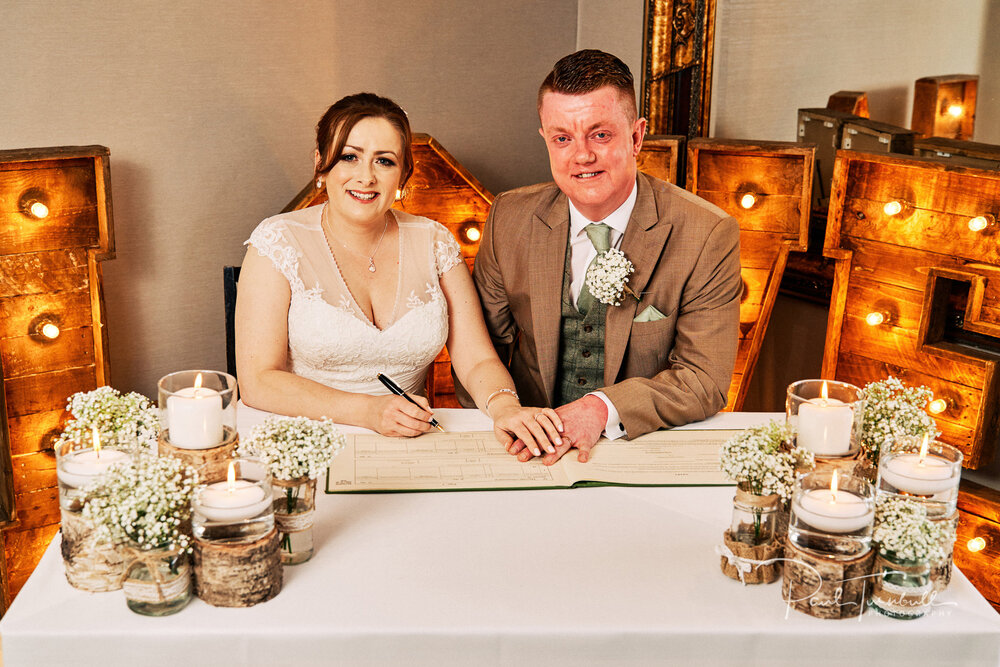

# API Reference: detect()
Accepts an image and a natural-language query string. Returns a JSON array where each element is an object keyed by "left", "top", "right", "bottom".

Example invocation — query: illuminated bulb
[
  {"left": 739, "top": 193, "right": 757, "bottom": 209},
  {"left": 40, "top": 322, "right": 60, "bottom": 339},
  {"left": 883, "top": 200, "right": 903, "bottom": 216},
  {"left": 465, "top": 226, "right": 481, "bottom": 242},
  {"left": 968, "top": 216, "right": 989, "bottom": 232},
  {"left": 967, "top": 537, "right": 986, "bottom": 553},
  {"left": 395, "top": 189, "right": 403, "bottom": 201},
  {"left": 28, "top": 201, "right": 49, "bottom": 218},
  {"left": 865, "top": 311, "right": 885, "bottom": 327},
  {"left": 927, "top": 398, "right": 948, "bottom": 415},
  {"left": 947, "top": 104, "right": 964, "bottom": 118}
]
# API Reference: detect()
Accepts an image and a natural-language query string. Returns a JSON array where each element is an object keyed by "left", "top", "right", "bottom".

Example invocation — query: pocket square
[{"left": 633, "top": 305, "right": 667, "bottom": 322}]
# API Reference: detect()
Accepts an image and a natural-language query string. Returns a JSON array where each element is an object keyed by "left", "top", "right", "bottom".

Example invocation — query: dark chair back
[{"left": 223, "top": 266, "right": 241, "bottom": 378}]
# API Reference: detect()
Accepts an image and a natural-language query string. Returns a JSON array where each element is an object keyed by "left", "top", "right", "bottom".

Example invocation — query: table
[{"left": 2, "top": 409, "right": 999, "bottom": 667}]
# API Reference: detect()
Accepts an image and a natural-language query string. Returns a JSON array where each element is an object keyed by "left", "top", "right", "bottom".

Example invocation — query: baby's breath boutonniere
[{"left": 585, "top": 248, "right": 646, "bottom": 305}]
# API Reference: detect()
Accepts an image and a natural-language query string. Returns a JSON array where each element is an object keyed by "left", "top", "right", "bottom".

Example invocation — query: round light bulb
[
  {"left": 395, "top": 189, "right": 403, "bottom": 201},
  {"left": 927, "top": 398, "right": 948, "bottom": 415},
  {"left": 865, "top": 311, "right": 885, "bottom": 327},
  {"left": 739, "top": 193, "right": 756, "bottom": 209},
  {"left": 29, "top": 201, "right": 50, "bottom": 218},
  {"left": 465, "top": 226, "right": 481, "bottom": 242},
  {"left": 883, "top": 201, "right": 903, "bottom": 216},
  {"left": 40, "top": 323, "right": 60, "bottom": 339},
  {"left": 967, "top": 536, "right": 986, "bottom": 553},
  {"left": 969, "top": 216, "right": 989, "bottom": 232},
  {"left": 947, "top": 104, "right": 964, "bottom": 118}
]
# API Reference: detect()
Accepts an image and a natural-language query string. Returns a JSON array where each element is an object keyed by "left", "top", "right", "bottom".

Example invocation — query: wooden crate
[
  {"left": 0, "top": 146, "right": 114, "bottom": 611},
  {"left": 283, "top": 134, "right": 493, "bottom": 408},
  {"left": 637, "top": 135, "right": 685, "bottom": 185},
  {"left": 912, "top": 74, "right": 978, "bottom": 141},
  {"left": 822, "top": 150, "right": 1000, "bottom": 470},
  {"left": 798, "top": 108, "right": 862, "bottom": 212},
  {"left": 955, "top": 480, "right": 1000, "bottom": 613},
  {"left": 842, "top": 118, "right": 917, "bottom": 155},
  {"left": 686, "top": 139, "right": 813, "bottom": 410},
  {"left": 826, "top": 91, "right": 869, "bottom": 118},
  {"left": 914, "top": 137, "right": 1000, "bottom": 171}
]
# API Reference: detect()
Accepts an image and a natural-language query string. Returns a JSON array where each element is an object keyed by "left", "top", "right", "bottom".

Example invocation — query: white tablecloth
[{"left": 2, "top": 410, "right": 999, "bottom": 667}]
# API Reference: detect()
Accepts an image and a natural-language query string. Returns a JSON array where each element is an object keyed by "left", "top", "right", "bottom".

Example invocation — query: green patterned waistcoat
[{"left": 555, "top": 242, "right": 607, "bottom": 405}]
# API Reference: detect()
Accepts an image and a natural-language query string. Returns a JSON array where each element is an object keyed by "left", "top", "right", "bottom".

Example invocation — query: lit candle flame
[
  {"left": 883, "top": 200, "right": 903, "bottom": 216},
  {"left": 820, "top": 380, "right": 829, "bottom": 402},
  {"left": 829, "top": 469, "right": 839, "bottom": 503},
  {"left": 194, "top": 372, "right": 204, "bottom": 398},
  {"left": 92, "top": 425, "right": 101, "bottom": 458},
  {"left": 227, "top": 461, "right": 237, "bottom": 493},
  {"left": 947, "top": 104, "right": 964, "bottom": 118},
  {"left": 740, "top": 193, "right": 756, "bottom": 209},
  {"left": 918, "top": 433, "right": 930, "bottom": 465}
]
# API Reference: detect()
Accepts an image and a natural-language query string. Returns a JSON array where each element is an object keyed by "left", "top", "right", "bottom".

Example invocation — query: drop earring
[{"left": 316, "top": 177, "right": 324, "bottom": 189}]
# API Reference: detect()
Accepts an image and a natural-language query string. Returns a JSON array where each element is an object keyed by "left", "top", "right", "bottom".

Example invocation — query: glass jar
[
  {"left": 122, "top": 543, "right": 192, "bottom": 616},
  {"left": 730, "top": 485, "right": 780, "bottom": 546},
  {"left": 786, "top": 379, "right": 864, "bottom": 459},
  {"left": 869, "top": 552, "right": 933, "bottom": 619},
  {"left": 272, "top": 477, "right": 317, "bottom": 564}
]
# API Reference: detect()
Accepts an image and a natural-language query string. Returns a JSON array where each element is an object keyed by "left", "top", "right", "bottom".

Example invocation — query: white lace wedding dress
[{"left": 245, "top": 204, "right": 462, "bottom": 396}]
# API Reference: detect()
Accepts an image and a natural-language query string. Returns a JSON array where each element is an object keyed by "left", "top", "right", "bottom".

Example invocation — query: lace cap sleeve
[
  {"left": 432, "top": 222, "right": 463, "bottom": 276},
  {"left": 245, "top": 219, "right": 305, "bottom": 293}
]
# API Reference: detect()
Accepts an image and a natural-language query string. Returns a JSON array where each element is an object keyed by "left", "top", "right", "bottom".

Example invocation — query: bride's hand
[
  {"left": 367, "top": 395, "right": 434, "bottom": 437},
  {"left": 491, "top": 405, "right": 563, "bottom": 458}
]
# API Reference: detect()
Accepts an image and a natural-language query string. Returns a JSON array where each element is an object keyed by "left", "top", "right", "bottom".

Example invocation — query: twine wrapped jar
[
  {"left": 719, "top": 485, "right": 785, "bottom": 584},
  {"left": 870, "top": 552, "right": 933, "bottom": 619},
  {"left": 121, "top": 542, "right": 191, "bottom": 616}
]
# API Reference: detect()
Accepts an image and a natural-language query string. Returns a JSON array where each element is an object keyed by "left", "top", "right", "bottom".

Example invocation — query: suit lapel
[
  {"left": 529, "top": 196, "right": 570, "bottom": 405},
  {"left": 604, "top": 174, "right": 673, "bottom": 385}
]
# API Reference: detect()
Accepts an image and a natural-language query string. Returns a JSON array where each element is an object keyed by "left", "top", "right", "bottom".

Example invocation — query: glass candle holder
[
  {"left": 789, "top": 471, "right": 875, "bottom": 558},
  {"left": 56, "top": 438, "right": 133, "bottom": 512},
  {"left": 786, "top": 379, "right": 863, "bottom": 458},
  {"left": 192, "top": 458, "right": 274, "bottom": 543},
  {"left": 158, "top": 370, "right": 237, "bottom": 450},
  {"left": 877, "top": 435, "right": 962, "bottom": 518}
]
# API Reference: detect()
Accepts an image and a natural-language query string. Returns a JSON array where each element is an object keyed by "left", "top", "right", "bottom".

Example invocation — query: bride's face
[{"left": 324, "top": 116, "right": 403, "bottom": 228}]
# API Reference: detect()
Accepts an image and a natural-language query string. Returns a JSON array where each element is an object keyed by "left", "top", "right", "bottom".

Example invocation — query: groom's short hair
[{"left": 537, "top": 49, "right": 637, "bottom": 121}]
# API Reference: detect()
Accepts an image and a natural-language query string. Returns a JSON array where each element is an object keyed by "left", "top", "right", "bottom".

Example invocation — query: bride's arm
[
  {"left": 439, "top": 263, "right": 563, "bottom": 455},
  {"left": 236, "top": 247, "right": 433, "bottom": 436}
]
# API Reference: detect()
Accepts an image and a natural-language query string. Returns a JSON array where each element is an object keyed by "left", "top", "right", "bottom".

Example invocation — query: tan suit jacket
[{"left": 472, "top": 172, "right": 741, "bottom": 438}]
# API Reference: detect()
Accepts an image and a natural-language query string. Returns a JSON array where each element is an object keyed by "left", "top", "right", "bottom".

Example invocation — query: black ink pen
[{"left": 376, "top": 373, "right": 445, "bottom": 432}]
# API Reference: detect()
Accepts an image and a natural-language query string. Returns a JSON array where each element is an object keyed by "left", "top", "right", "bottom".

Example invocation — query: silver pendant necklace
[{"left": 323, "top": 205, "right": 390, "bottom": 273}]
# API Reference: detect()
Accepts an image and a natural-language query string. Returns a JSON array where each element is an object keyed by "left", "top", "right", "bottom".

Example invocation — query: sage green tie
[{"left": 577, "top": 222, "right": 612, "bottom": 313}]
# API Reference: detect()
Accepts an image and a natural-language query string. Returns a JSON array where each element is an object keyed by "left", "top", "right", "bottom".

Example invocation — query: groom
[{"left": 472, "top": 49, "right": 741, "bottom": 464}]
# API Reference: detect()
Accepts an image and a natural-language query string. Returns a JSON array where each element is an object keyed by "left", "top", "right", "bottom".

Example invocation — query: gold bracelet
[{"left": 485, "top": 388, "right": 519, "bottom": 411}]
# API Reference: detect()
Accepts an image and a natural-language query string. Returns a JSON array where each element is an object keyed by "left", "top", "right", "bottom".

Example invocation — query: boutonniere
[{"left": 585, "top": 249, "right": 667, "bottom": 321}]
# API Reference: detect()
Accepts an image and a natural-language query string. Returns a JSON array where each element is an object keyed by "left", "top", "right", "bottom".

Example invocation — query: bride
[{"left": 236, "top": 93, "right": 561, "bottom": 456}]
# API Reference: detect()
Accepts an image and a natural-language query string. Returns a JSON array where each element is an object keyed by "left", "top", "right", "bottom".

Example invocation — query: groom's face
[{"left": 539, "top": 85, "right": 645, "bottom": 222}]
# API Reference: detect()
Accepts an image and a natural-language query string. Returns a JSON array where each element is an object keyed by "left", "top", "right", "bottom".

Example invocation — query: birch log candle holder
[
  {"left": 191, "top": 458, "right": 281, "bottom": 607},
  {"left": 157, "top": 370, "right": 239, "bottom": 468},
  {"left": 782, "top": 471, "right": 876, "bottom": 619},
  {"left": 56, "top": 435, "right": 132, "bottom": 591}
]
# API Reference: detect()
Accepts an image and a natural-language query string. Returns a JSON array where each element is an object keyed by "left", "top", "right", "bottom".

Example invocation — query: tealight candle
[
  {"left": 56, "top": 428, "right": 131, "bottom": 488},
  {"left": 196, "top": 462, "right": 270, "bottom": 522},
  {"left": 795, "top": 488, "right": 873, "bottom": 533},
  {"left": 880, "top": 435, "right": 960, "bottom": 496},
  {"left": 796, "top": 382, "right": 854, "bottom": 456},
  {"left": 166, "top": 373, "right": 223, "bottom": 449}
]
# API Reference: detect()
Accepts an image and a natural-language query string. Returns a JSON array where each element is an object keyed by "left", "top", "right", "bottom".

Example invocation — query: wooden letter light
[
  {"left": 0, "top": 146, "right": 115, "bottom": 609},
  {"left": 822, "top": 150, "right": 1000, "bottom": 470},
  {"left": 685, "top": 139, "right": 814, "bottom": 410},
  {"left": 283, "top": 134, "right": 493, "bottom": 408}
]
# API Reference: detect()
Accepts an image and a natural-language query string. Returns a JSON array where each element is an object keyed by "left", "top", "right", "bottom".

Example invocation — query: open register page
[{"left": 325, "top": 429, "right": 735, "bottom": 492}]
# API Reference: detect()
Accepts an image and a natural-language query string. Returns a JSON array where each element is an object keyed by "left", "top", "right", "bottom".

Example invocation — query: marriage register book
[{"left": 325, "top": 429, "right": 734, "bottom": 492}]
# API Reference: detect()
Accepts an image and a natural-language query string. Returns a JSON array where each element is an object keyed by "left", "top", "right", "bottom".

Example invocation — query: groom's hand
[{"left": 513, "top": 394, "right": 607, "bottom": 465}]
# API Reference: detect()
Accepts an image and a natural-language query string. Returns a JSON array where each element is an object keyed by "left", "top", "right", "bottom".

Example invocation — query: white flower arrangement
[
  {"left": 56, "top": 386, "right": 159, "bottom": 452},
  {"left": 861, "top": 377, "right": 940, "bottom": 462},
  {"left": 720, "top": 420, "right": 814, "bottom": 501},
  {"left": 239, "top": 416, "right": 345, "bottom": 481},
  {"left": 584, "top": 248, "right": 637, "bottom": 307},
  {"left": 873, "top": 495, "right": 948, "bottom": 563},
  {"left": 82, "top": 453, "right": 195, "bottom": 553}
]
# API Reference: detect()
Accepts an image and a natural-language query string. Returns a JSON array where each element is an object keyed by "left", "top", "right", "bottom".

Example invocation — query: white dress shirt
[{"left": 566, "top": 180, "right": 638, "bottom": 440}]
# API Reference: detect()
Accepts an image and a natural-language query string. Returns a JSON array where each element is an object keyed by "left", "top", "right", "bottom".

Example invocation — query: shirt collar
[{"left": 568, "top": 178, "right": 638, "bottom": 239}]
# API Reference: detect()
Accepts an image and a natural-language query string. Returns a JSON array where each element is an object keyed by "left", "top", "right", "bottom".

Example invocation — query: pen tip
[{"left": 435, "top": 423, "right": 445, "bottom": 432}]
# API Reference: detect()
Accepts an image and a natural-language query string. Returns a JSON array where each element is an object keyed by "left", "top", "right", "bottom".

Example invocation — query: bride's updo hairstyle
[{"left": 314, "top": 93, "right": 414, "bottom": 188}]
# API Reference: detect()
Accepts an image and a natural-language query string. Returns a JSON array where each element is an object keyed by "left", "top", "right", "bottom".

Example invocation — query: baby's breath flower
[
  {"left": 862, "top": 377, "right": 939, "bottom": 462},
  {"left": 720, "top": 420, "right": 813, "bottom": 501},
  {"left": 239, "top": 416, "right": 345, "bottom": 481},
  {"left": 584, "top": 248, "right": 635, "bottom": 307},
  {"left": 82, "top": 454, "right": 195, "bottom": 553},
  {"left": 873, "top": 495, "right": 948, "bottom": 562},
  {"left": 56, "top": 386, "right": 159, "bottom": 452}
]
